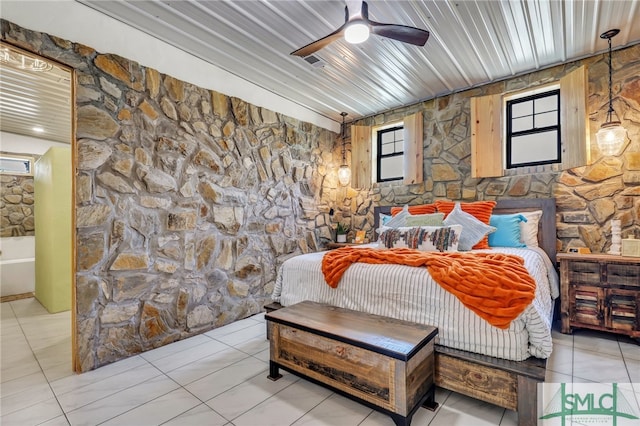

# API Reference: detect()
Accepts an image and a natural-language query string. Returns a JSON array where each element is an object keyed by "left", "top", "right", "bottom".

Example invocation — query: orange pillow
[
  {"left": 390, "top": 203, "right": 437, "bottom": 216},
  {"left": 435, "top": 200, "right": 497, "bottom": 249}
]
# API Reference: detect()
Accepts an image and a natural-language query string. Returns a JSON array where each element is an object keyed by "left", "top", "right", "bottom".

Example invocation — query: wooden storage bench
[{"left": 266, "top": 301, "right": 438, "bottom": 426}]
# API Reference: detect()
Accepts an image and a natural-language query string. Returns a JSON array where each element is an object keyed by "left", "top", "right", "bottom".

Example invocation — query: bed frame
[{"left": 374, "top": 197, "right": 556, "bottom": 426}]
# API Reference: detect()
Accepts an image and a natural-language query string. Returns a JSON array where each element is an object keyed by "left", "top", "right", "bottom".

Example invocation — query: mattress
[{"left": 272, "top": 245, "right": 559, "bottom": 361}]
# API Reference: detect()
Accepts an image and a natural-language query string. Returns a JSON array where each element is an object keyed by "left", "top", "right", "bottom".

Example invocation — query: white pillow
[
  {"left": 378, "top": 225, "right": 463, "bottom": 252},
  {"left": 519, "top": 210, "right": 542, "bottom": 247},
  {"left": 443, "top": 202, "right": 496, "bottom": 251},
  {"left": 384, "top": 205, "right": 410, "bottom": 228}
]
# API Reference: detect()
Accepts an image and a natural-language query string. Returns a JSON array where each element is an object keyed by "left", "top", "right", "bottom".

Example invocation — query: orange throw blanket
[{"left": 321, "top": 247, "right": 536, "bottom": 329}]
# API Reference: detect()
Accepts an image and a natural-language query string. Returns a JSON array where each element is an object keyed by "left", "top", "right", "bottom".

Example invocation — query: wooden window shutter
[
  {"left": 403, "top": 112, "right": 423, "bottom": 185},
  {"left": 471, "top": 93, "right": 503, "bottom": 178},
  {"left": 560, "top": 65, "right": 591, "bottom": 169},
  {"left": 351, "top": 125, "right": 371, "bottom": 189}
]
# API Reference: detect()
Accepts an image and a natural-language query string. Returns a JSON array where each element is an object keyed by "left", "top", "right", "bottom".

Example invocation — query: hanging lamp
[
  {"left": 595, "top": 29, "right": 627, "bottom": 156},
  {"left": 337, "top": 112, "right": 351, "bottom": 186}
]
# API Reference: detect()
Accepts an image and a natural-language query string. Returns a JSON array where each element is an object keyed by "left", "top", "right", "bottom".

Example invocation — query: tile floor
[{"left": 1, "top": 298, "right": 639, "bottom": 426}]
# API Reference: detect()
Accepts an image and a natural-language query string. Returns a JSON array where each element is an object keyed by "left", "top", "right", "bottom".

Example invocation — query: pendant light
[
  {"left": 337, "top": 112, "right": 351, "bottom": 186},
  {"left": 595, "top": 29, "right": 627, "bottom": 156}
]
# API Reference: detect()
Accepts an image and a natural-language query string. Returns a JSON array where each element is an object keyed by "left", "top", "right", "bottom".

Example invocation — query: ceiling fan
[{"left": 291, "top": 0, "right": 430, "bottom": 57}]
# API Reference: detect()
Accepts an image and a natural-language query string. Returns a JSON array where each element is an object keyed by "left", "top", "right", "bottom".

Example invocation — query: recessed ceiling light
[{"left": 33, "top": 126, "right": 44, "bottom": 133}]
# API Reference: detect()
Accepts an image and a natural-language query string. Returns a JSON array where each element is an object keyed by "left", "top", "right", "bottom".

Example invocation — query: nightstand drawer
[
  {"left": 607, "top": 263, "right": 640, "bottom": 287},
  {"left": 567, "top": 261, "right": 600, "bottom": 284}
]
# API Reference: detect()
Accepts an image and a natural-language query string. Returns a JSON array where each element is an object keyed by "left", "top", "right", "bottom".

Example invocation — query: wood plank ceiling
[{"left": 1, "top": 0, "right": 639, "bottom": 144}]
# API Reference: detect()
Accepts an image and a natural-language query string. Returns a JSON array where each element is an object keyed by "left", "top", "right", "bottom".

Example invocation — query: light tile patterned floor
[{"left": 1, "top": 298, "right": 638, "bottom": 425}]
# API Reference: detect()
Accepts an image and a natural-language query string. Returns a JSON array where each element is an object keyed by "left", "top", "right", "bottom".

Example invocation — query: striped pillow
[
  {"left": 435, "top": 200, "right": 497, "bottom": 249},
  {"left": 442, "top": 203, "right": 496, "bottom": 251}
]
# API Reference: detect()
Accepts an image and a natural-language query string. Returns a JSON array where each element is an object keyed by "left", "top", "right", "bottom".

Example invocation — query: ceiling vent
[{"left": 303, "top": 55, "right": 326, "bottom": 69}]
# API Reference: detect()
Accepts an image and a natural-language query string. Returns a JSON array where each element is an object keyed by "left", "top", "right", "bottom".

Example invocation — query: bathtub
[{"left": 0, "top": 236, "right": 36, "bottom": 297}]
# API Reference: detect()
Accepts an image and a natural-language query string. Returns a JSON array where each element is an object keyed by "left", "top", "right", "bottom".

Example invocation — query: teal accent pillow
[
  {"left": 379, "top": 213, "right": 392, "bottom": 226},
  {"left": 443, "top": 203, "right": 496, "bottom": 251},
  {"left": 489, "top": 214, "right": 528, "bottom": 248}
]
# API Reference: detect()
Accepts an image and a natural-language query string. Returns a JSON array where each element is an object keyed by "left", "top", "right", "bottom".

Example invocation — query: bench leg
[
  {"left": 389, "top": 413, "right": 411, "bottom": 426},
  {"left": 267, "top": 361, "right": 282, "bottom": 381},
  {"left": 422, "top": 384, "right": 439, "bottom": 411}
]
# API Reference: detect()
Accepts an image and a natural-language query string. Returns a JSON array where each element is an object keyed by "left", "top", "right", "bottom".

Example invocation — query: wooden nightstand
[
  {"left": 325, "top": 242, "right": 365, "bottom": 249},
  {"left": 558, "top": 253, "right": 640, "bottom": 339}
]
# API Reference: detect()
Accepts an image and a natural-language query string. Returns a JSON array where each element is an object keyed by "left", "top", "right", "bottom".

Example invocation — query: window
[
  {"left": 0, "top": 155, "right": 33, "bottom": 175},
  {"left": 376, "top": 125, "right": 404, "bottom": 182},
  {"left": 506, "top": 89, "right": 560, "bottom": 168},
  {"left": 351, "top": 112, "right": 422, "bottom": 189},
  {"left": 471, "top": 65, "right": 589, "bottom": 178}
]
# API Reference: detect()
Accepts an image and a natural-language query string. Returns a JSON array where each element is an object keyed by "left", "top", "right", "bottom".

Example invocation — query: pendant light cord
[
  {"left": 600, "top": 28, "right": 620, "bottom": 123},
  {"left": 340, "top": 112, "right": 348, "bottom": 165},
  {"left": 607, "top": 36, "right": 614, "bottom": 120}
]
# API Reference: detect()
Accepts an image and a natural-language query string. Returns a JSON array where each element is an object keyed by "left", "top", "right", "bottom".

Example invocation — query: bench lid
[{"left": 266, "top": 301, "right": 438, "bottom": 361}]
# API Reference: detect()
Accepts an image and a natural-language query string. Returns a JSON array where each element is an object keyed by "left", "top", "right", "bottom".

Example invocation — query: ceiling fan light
[
  {"left": 596, "top": 121, "right": 626, "bottom": 156},
  {"left": 345, "top": 22, "right": 369, "bottom": 44}
]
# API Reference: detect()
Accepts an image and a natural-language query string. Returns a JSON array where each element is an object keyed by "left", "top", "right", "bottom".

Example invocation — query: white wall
[
  {"left": 0, "top": 132, "right": 68, "bottom": 156},
  {"left": 1, "top": 0, "right": 339, "bottom": 133}
]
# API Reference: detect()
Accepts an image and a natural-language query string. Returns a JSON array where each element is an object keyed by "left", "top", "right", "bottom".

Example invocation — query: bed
[{"left": 270, "top": 198, "right": 558, "bottom": 426}]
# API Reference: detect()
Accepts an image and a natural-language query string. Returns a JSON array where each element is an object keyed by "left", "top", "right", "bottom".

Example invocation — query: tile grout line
[
  {"left": 62, "top": 368, "right": 169, "bottom": 422},
  {"left": 156, "top": 334, "right": 282, "bottom": 425},
  {"left": 6, "top": 301, "right": 72, "bottom": 426},
  {"left": 93, "top": 363, "right": 196, "bottom": 426},
  {"left": 141, "top": 339, "right": 236, "bottom": 373}
]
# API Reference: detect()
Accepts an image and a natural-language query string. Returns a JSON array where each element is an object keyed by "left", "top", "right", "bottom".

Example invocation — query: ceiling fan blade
[
  {"left": 291, "top": 6, "right": 350, "bottom": 57},
  {"left": 346, "top": 0, "right": 364, "bottom": 20},
  {"left": 370, "top": 22, "right": 430, "bottom": 46},
  {"left": 290, "top": 25, "right": 346, "bottom": 56}
]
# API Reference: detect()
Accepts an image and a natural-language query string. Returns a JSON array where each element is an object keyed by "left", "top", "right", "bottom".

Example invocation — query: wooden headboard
[{"left": 373, "top": 198, "right": 557, "bottom": 264}]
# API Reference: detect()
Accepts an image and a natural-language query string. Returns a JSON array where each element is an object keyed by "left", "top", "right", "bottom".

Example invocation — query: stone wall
[
  {"left": 346, "top": 43, "right": 640, "bottom": 253},
  {"left": 1, "top": 20, "right": 344, "bottom": 372},
  {"left": 1, "top": 165, "right": 35, "bottom": 237}
]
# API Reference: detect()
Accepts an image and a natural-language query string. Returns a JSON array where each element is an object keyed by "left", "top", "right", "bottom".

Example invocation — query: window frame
[
  {"left": 505, "top": 88, "right": 561, "bottom": 169},
  {"left": 471, "top": 66, "right": 589, "bottom": 179},
  {"left": 0, "top": 154, "right": 34, "bottom": 176},
  {"left": 375, "top": 124, "right": 404, "bottom": 183}
]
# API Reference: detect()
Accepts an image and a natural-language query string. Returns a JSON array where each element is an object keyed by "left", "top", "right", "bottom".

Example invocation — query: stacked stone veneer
[
  {"left": 1, "top": 169, "right": 35, "bottom": 237},
  {"left": 345, "top": 43, "right": 640, "bottom": 253},
  {"left": 1, "top": 20, "right": 348, "bottom": 371}
]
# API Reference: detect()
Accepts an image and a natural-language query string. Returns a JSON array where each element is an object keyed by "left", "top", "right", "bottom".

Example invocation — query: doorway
[{"left": 0, "top": 42, "right": 76, "bottom": 374}]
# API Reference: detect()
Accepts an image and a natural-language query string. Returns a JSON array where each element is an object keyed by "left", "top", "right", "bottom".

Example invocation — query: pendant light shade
[
  {"left": 338, "top": 165, "right": 351, "bottom": 186},
  {"left": 596, "top": 29, "right": 626, "bottom": 156},
  {"left": 338, "top": 112, "right": 351, "bottom": 186},
  {"left": 596, "top": 121, "right": 627, "bottom": 156}
]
